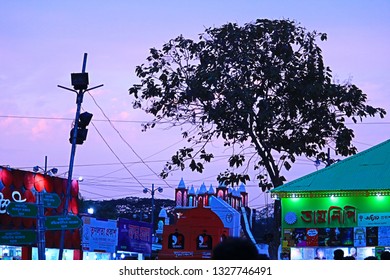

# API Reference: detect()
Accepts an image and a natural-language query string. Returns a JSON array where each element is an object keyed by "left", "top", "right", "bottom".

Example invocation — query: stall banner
[
  {"left": 0, "top": 167, "right": 80, "bottom": 249},
  {"left": 306, "top": 228, "right": 319, "bottom": 246},
  {"left": 281, "top": 196, "right": 390, "bottom": 228},
  {"left": 117, "top": 218, "right": 152, "bottom": 254},
  {"left": 354, "top": 227, "right": 366, "bottom": 247},
  {"left": 358, "top": 213, "right": 390, "bottom": 227},
  {"left": 366, "top": 227, "right": 378, "bottom": 246},
  {"left": 378, "top": 226, "right": 390, "bottom": 246},
  {"left": 82, "top": 217, "right": 118, "bottom": 253}
]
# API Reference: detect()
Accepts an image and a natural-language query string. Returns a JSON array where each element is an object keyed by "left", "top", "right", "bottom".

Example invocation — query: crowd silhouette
[
  {"left": 212, "top": 237, "right": 269, "bottom": 260},
  {"left": 331, "top": 248, "right": 390, "bottom": 260}
]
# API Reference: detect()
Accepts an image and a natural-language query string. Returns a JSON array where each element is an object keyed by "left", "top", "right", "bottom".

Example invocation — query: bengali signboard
[
  {"left": 6, "top": 202, "right": 37, "bottom": 218},
  {"left": 81, "top": 217, "right": 118, "bottom": 253},
  {"left": 117, "top": 218, "right": 152, "bottom": 255},
  {"left": 358, "top": 213, "right": 390, "bottom": 227},
  {"left": 45, "top": 215, "right": 82, "bottom": 230},
  {"left": 42, "top": 192, "right": 61, "bottom": 208},
  {"left": 0, "top": 230, "right": 37, "bottom": 245},
  {"left": 0, "top": 167, "right": 81, "bottom": 249},
  {"left": 282, "top": 196, "right": 390, "bottom": 228}
]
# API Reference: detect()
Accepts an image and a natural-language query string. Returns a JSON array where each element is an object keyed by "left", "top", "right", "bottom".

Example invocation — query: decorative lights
[{"left": 271, "top": 190, "right": 390, "bottom": 198}]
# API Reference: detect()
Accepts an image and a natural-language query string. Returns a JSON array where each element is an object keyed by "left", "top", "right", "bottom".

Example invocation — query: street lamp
[
  {"left": 33, "top": 156, "right": 58, "bottom": 261},
  {"left": 33, "top": 156, "right": 58, "bottom": 175},
  {"left": 143, "top": 184, "right": 163, "bottom": 234},
  {"left": 57, "top": 53, "right": 103, "bottom": 260},
  {"left": 132, "top": 212, "right": 148, "bottom": 221}
]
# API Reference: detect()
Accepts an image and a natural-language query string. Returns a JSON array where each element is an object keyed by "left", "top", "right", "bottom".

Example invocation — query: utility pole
[
  {"left": 143, "top": 184, "right": 163, "bottom": 237},
  {"left": 37, "top": 191, "right": 45, "bottom": 260},
  {"left": 57, "top": 53, "right": 103, "bottom": 260},
  {"left": 34, "top": 155, "right": 58, "bottom": 260},
  {"left": 37, "top": 156, "right": 47, "bottom": 260}
]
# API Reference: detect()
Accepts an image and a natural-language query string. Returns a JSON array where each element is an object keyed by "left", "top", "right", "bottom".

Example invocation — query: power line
[
  {"left": 0, "top": 115, "right": 146, "bottom": 123},
  {"left": 9, "top": 153, "right": 314, "bottom": 173},
  {"left": 88, "top": 118, "right": 146, "bottom": 188},
  {"left": 87, "top": 91, "right": 174, "bottom": 189},
  {"left": 3, "top": 114, "right": 390, "bottom": 125},
  {"left": 4, "top": 113, "right": 357, "bottom": 200}
]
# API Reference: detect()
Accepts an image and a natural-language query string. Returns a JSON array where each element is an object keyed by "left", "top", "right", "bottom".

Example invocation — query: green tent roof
[{"left": 271, "top": 139, "right": 390, "bottom": 196}]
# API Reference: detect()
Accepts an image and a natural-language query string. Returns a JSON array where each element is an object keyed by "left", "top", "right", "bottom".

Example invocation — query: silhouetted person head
[
  {"left": 380, "top": 251, "right": 390, "bottom": 260},
  {"left": 212, "top": 237, "right": 259, "bottom": 260},
  {"left": 333, "top": 249, "right": 344, "bottom": 260},
  {"left": 364, "top": 256, "right": 378, "bottom": 260},
  {"left": 258, "top": 253, "right": 270, "bottom": 260}
]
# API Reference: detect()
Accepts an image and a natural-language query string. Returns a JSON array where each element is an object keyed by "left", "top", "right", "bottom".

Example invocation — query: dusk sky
[{"left": 1, "top": 1, "right": 390, "bottom": 211}]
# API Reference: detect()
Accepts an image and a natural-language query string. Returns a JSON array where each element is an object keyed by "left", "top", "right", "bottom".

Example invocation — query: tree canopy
[
  {"left": 129, "top": 18, "right": 386, "bottom": 190},
  {"left": 129, "top": 18, "right": 386, "bottom": 259}
]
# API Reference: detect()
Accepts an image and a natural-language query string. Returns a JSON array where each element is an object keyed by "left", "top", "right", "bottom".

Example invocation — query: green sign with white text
[
  {"left": 0, "top": 230, "right": 37, "bottom": 245},
  {"left": 6, "top": 202, "right": 38, "bottom": 218},
  {"left": 42, "top": 192, "right": 61, "bottom": 208},
  {"left": 45, "top": 215, "right": 82, "bottom": 230}
]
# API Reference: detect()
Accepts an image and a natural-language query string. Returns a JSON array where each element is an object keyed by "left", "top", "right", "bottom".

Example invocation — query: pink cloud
[{"left": 31, "top": 119, "right": 49, "bottom": 139}]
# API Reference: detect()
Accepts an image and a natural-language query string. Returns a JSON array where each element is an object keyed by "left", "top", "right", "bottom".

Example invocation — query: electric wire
[
  {"left": 3, "top": 115, "right": 390, "bottom": 126},
  {"left": 3, "top": 113, "right": 378, "bottom": 201},
  {"left": 0, "top": 115, "right": 145, "bottom": 123},
  {"left": 86, "top": 91, "right": 174, "bottom": 189},
  {"left": 87, "top": 117, "right": 146, "bottom": 188}
]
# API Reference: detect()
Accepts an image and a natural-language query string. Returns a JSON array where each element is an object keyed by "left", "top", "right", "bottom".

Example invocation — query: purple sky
[{"left": 1, "top": 1, "right": 390, "bottom": 211}]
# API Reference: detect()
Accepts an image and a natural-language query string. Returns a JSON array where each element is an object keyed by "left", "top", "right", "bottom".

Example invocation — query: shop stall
[{"left": 271, "top": 139, "right": 390, "bottom": 260}]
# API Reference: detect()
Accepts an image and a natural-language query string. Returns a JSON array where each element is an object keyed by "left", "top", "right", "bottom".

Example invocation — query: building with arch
[{"left": 157, "top": 178, "right": 258, "bottom": 259}]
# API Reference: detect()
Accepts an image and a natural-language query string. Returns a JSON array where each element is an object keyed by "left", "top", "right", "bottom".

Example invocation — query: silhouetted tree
[{"left": 129, "top": 19, "right": 386, "bottom": 258}]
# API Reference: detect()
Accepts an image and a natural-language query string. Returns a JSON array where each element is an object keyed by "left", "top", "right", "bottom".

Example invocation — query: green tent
[{"left": 271, "top": 139, "right": 390, "bottom": 198}]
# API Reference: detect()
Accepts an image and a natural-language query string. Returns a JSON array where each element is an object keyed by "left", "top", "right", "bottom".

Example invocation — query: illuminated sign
[
  {"left": 300, "top": 205, "right": 356, "bottom": 225},
  {"left": 82, "top": 217, "right": 118, "bottom": 253},
  {"left": 281, "top": 196, "right": 390, "bottom": 228},
  {"left": 1, "top": 167, "right": 80, "bottom": 249},
  {"left": 0, "top": 190, "right": 26, "bottom": 214},
  {"left": 117, "top": 218, "right": 152, "bottom": 254},
  {"left": 358, "top": 213, "right": 390, "bottom": 226}
]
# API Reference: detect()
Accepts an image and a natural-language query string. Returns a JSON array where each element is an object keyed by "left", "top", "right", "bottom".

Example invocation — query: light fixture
[
  {"left": 71, "top": 72, "right": 89, "bottom": 90},
  {"left": 33, "top": 156, "right": 58, "bottom": 176},
  {"left": 143, "top": 184, "right": 163, "bottom": 234},
  {"left": 87, "top": 207, "right": 94, "bottom": 215},
  {"left": 376, "top": 193, "right": 384, "bottom": 200}
]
